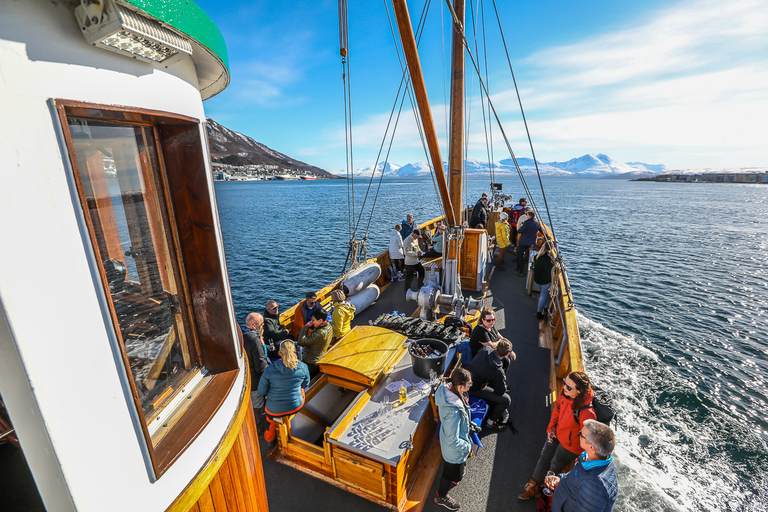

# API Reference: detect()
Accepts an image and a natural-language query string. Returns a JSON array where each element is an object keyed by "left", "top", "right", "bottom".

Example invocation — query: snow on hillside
[{"left": 340, "top": 154, "right": 666, "bottom": 178}]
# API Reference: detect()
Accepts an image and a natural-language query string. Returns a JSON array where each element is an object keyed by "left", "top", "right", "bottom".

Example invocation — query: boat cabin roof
[{"left": 119, "top": 0, "right": 230, "bottom": 98}]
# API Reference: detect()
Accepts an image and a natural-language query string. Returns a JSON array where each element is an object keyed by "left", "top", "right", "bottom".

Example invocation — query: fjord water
[{"left": 216, "top": 178, "right": 768, "bottom": 511}]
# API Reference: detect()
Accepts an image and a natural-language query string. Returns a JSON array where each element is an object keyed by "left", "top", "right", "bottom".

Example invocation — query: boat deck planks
[{"left": 262, "top": 256, "right": 553, "bottom": 512}]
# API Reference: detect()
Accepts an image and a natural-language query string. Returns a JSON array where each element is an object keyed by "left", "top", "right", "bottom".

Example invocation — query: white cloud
[{"left": 506, "top": 0, "right": 768, "bottom": 167}]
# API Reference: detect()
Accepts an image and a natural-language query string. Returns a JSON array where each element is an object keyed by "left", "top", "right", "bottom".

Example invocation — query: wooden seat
[{"left": 420, "top": 256, "right": 442, "bottom": 269}]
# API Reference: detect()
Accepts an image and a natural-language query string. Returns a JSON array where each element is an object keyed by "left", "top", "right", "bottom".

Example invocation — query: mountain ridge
[
  {"left": 348, "top": 153, "right": 667, "bottom": 179},
  {"left": 206, "top": 118, "right": 334, "bottom": 177}
]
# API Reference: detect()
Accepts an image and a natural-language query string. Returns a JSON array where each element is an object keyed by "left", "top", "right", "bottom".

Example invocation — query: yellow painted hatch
[{"left": 317, "top": 326, "right": 407, "bottom": 387}]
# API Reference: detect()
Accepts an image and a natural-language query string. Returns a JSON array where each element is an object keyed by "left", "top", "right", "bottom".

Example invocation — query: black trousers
[
  {"left": 438, "top": 460, "right": 466, "bottom": 497},
  {"left": 470, "top": 386, "right": 511, "bottom": 423},
  {"left": 404, "top": 263, "right": 425, "bottom": 292}
]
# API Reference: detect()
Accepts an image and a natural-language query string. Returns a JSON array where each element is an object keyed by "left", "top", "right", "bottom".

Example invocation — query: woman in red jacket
[{"left": 518, "top": 371, "right": 597, "bottom": 500}]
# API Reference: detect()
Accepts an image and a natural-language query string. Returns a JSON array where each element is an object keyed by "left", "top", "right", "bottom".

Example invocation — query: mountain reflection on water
[{"left": 216, "top": 177, "right": 768, "bottom": 511}]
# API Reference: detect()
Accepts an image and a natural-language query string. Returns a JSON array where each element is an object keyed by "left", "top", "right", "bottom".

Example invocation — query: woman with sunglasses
[
  {"left": 469, "top": 308, "right": 515, "bottom": 369},
  {"left": 518, "top": 371, "right": 597, "bottom": 500}
]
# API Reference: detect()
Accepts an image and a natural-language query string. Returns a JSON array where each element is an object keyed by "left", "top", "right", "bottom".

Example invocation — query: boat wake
[{"left": 578, "top": 313, "right": 768, "bottom": 512}]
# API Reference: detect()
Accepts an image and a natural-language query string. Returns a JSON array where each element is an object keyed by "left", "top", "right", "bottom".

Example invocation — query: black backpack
[{"left": 573, "top": 386, "right": 615, "bottom": 426}]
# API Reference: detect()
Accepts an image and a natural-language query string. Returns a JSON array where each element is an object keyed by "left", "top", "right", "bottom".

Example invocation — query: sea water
[{"left": 216, "top": 177, "right": 768, "bottom": 511}]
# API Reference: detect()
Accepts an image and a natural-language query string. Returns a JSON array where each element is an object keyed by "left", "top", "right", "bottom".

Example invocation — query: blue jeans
[{"left": 537, "top": 282, "right": 552, "bottom": 313}]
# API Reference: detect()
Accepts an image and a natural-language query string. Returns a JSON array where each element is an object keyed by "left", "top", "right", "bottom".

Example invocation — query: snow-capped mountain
[{"left": 342, "top": 154, "right": 666, "bottom": 179}]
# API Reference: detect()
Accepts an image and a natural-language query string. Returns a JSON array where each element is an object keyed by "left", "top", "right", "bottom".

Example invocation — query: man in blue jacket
[
  {"left": 516, "top": 209, "right": 540, "bottom": 276},
  {"left": 546, "top": 419, "right": 619, "bottom": 512}
]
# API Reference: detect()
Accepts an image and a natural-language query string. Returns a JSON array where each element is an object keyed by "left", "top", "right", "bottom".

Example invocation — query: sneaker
[
  {"left": 434, "top": 492, "right": 460, "bottom": 510},
  {"left": 483, "top": 420, "right": 506, "bottom": 432},
  {"left": 515, "top": 269, "right": 524, "bottom": 277}
]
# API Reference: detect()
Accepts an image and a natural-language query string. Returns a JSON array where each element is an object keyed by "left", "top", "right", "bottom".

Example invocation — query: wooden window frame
[{"left": 55, "top": 100, "right": 238, "bottom": 476}]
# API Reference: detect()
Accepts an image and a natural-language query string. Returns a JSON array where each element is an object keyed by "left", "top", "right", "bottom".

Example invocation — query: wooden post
[{"left": 447, "top": 0, "right": 465, "bottom": 225}]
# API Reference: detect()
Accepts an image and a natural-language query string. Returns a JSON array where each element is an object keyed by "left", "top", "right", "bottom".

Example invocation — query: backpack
[
  {"left": 510, "top": 207, "right": 525, "bottom": 223},
  {"left": 573, "top": 386, "right": 615, "bottom": 426}
]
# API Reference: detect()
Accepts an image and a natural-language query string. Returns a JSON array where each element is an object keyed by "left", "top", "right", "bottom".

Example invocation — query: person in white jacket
[{"left": 389, "top": 224, "right": 405, "bottom": 271}]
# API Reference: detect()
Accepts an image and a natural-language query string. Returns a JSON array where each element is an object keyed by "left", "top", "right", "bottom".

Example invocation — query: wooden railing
[{"left": 537, "top": 223, "right": 585, "bottom": 393}]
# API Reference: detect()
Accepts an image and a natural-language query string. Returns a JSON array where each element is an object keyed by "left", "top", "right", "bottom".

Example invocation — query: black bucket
[{"left": 409, "top": 338, "right": 448, "bottom": 379}]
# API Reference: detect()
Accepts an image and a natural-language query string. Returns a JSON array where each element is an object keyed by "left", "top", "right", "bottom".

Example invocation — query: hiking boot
[
  {"left": 518, "top": 478, "right": 541, "bottom": 500},
  {"left": 536, "top": 311, "right": 544, "bottom": 320},
  {"left": 434, "top": 492, "right": 460, "bottom": 510}
]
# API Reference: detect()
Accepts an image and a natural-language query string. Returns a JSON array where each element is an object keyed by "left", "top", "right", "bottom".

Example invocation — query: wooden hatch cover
[{"left": 317, "top": 326, "right": 407, "bottom": 387}]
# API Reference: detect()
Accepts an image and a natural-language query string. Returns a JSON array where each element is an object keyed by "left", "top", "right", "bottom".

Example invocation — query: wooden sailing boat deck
[{"left": 263, "top": 255, "right": 553, "bottom": 512}]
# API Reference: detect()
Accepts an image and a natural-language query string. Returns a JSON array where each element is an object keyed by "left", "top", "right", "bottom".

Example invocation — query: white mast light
[{"left": 74, "top": 0, "right": 193, "bottom": 64}]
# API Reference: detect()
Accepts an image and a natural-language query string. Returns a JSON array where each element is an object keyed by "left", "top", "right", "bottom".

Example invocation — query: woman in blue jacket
[
  {"left": 433, "top": 367, "right": 474, "bottom": 511},
  {"left": 258, "top": 341, "right": 310, "bottom": 446}
]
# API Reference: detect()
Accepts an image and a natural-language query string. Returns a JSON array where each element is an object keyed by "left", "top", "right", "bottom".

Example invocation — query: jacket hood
[
  {"left": 435, "top": 382, "right": 463, "bottom": 409},
  {"left": 335, "top": 302, "right": 356, "bottom": 311},
  {"left": 274, "top": 360, "right": 301, "bottom": 375}
]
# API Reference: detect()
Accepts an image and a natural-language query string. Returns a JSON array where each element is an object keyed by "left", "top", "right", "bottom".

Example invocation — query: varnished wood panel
[
  {"left": 167, "top": 378, "right": 268, "bottom": 512},
  {"left": 160, "top": 123, "right": 237, "bottom": 373}
]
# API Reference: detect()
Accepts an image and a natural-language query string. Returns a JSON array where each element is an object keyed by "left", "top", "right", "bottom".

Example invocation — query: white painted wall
[{"left": 0, "top": 2, "right": 244, "bottom": 511}]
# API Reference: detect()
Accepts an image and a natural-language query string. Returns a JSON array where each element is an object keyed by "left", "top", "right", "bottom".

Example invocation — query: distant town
[
  {"left": 634, "top": 169, "right": 768, "bottom": 184},
  {"left": 211, "top": 162, "right": 338, "bottom": 181}
]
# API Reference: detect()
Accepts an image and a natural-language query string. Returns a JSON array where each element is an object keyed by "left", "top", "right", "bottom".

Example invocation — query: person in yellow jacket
[
  {"left": 330, "top": 289, "right": 356, "bottom": 340},
  {"left": 495, "top": 212, "right": 511, "bottom": 271}
]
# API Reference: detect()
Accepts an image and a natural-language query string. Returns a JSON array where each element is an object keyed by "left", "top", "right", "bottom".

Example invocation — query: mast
[
  {"left": 391, "top": 0, "right": 456, "bottom": 227},
  {"left": 447, "top": 0, "right": 465, "bottom": 224}
]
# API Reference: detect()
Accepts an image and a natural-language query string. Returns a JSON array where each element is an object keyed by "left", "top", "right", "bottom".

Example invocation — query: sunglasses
[
  {"left": 564, "top": 383, "right": 573, "bottom": 391},
  {"left": 483, "top": 317, "right": 495, "bottom": 322},
  {"left": 268, "top": 305, "right": 278, "bottom": 311},
  {"left": 578, "top": 431, "right": 587, "bottom": 441}
]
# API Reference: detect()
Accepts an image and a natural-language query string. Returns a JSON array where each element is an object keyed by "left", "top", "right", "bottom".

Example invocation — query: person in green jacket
[
  {"left": 297, "top": 308, "right": 333, "bottom": 378},
  {"left": 330, "top": 290, "right": 356, "bottom": 340}
]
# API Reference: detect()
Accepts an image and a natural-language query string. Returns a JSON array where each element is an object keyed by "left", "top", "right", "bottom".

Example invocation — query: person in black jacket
[
  {"left": 470, "top": 194, "right": 490, "bottom": 229},
  {"left": 533, "top": 245, "right": 555, "bottom": 320},
  {"left": 263, "top": 300, "right": 292, "bottom": 357},
  {"left": 466, "top": 340, "right": 516, "bottom": 432},
  {"left": 243, "top": 312, "right": 269, "bottom": 433}
]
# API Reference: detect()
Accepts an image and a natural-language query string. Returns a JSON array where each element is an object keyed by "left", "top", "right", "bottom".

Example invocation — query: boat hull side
[{"left": 167, "top": 374, "right": 268, "bottom": 512}]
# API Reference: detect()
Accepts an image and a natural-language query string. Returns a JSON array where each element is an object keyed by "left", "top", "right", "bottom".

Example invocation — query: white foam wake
[{"left": 577, "top": 313, "right": 768, "bottom": 511}]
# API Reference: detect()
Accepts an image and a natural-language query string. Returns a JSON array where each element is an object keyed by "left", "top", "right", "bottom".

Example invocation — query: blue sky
[{"left": 197, "top": 0, "right": 768, "bottom": 172}]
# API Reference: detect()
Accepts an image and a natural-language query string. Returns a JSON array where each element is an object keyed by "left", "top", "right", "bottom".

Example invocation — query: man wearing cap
[
  {"left": 470, "top": 194, "right": 490, "bottom": 229},
  {"left": 403, "top": 228, "right": 425, "bottom": 293},
  {"left": 494, "top": 212, "right": 511, "bottom": 270}
]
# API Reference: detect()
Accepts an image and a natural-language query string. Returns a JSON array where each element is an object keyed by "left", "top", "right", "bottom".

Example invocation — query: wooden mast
[
  {"left": 447, "top": 0, "right": 465, "bottom": 224},
  {"left": 391, "top": 0, "right": 456, "bottom": 227}
]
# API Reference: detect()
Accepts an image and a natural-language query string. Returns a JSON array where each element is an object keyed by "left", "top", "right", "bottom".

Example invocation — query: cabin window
[
  {"left": 67, "top": 119, "right": 196, "bottom": 418},
  {"left": 57, "top": 101, "right": 239, "bottom": 476}
]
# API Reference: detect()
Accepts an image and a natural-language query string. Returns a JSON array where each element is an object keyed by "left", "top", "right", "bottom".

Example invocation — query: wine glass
[{"left": 543, "top": 471, "right": 556, "bottom": 495}]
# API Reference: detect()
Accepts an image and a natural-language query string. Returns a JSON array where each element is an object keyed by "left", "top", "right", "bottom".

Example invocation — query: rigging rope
[
  {"left": 442, "top": 0, "right": 573, "bottom": 304},
  {"left": 338, "top": 0, "right": 355, "bottom": 244},
  {"left": 488, "top": 0, "right": 556, "bottom": 241}
]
